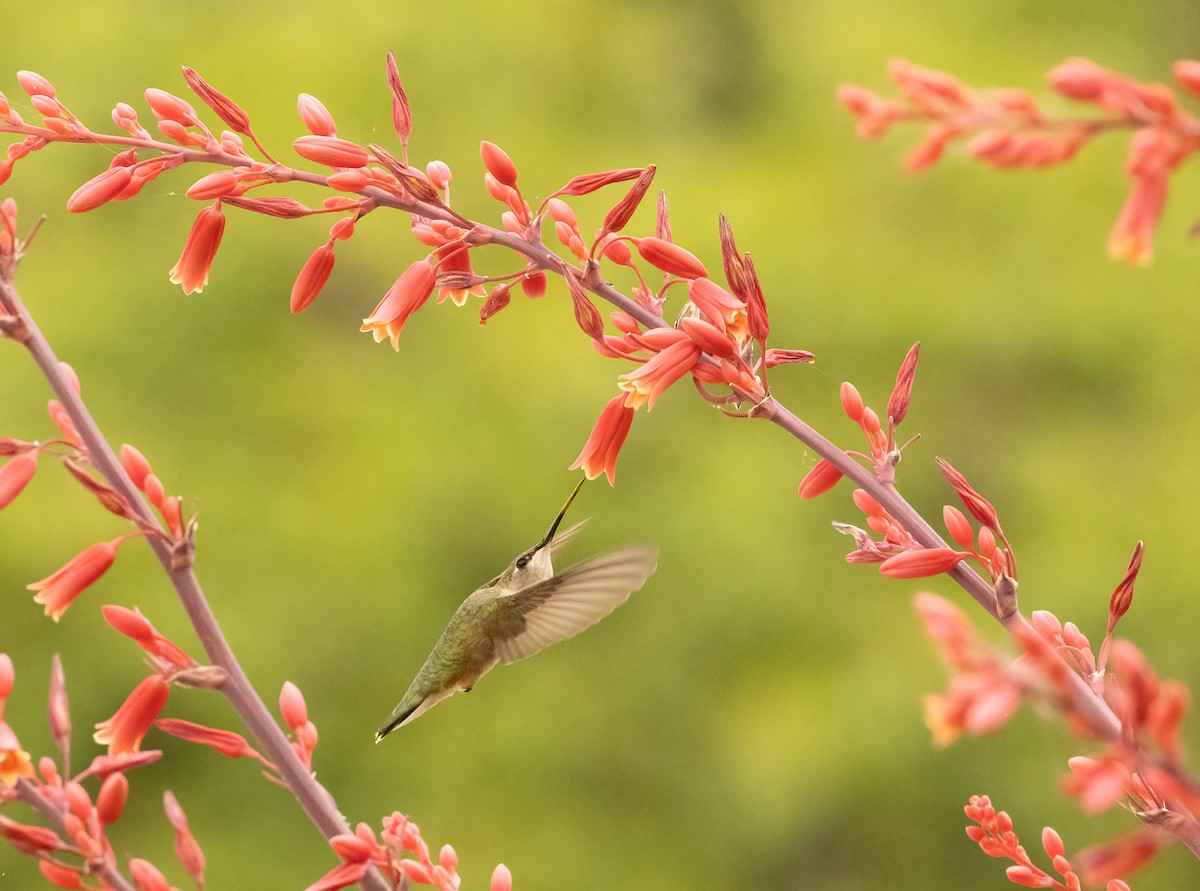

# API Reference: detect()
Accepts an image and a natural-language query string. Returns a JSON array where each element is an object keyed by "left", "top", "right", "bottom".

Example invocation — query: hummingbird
[{"left": 375, "top": 479, "right": 657, "bottom": 741}]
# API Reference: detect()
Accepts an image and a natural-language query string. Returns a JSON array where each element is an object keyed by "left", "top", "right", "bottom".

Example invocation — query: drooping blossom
[
  {"left": 168, "top": 204, "right": 226, "bottom": 294},
  {"left": 570, "top": 395, "right": 635, "bottom": 486},
  {"left": 93, "top": 675, "right": 170, "bottom": 755}
]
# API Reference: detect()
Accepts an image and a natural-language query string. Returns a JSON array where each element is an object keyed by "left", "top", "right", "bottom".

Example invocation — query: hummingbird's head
[{"left": 493, "top": 478, "right": 586, "bottom": 589}]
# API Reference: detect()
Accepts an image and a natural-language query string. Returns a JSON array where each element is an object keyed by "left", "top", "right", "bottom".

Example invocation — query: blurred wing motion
[
  {"left": 548, "top": 518, "right": 588, "bottom": 558},
  {"left": 493, "top": 546, "right": 658, "bottom": 665}
]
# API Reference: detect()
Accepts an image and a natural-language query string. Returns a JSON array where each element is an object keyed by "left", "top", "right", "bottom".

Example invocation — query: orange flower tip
[
  {"left": 879, "top": 548, "right": 968, "bottom": 579},
  {"left": 292, "top": 135, "right": 370, "bottom": 169},
  {"left": 480, "top": 141, "right": 518, "bottom": 187}
]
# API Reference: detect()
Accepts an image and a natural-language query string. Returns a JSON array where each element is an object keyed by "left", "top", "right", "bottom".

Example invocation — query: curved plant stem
[{"left": 1, "top": 269, "right": 390, "bottom": 891}]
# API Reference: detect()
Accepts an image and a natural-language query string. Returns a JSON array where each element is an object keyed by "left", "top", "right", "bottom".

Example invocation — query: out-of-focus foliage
[{"left": 2, "top": 1, "right": 1198, "bottom": 888}]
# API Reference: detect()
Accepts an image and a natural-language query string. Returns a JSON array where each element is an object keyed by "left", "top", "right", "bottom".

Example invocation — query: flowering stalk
[
  {"left": 838, "top": 57, "right": 1200, "bottom": 265},
  {"left": 2, "top": 56, "right": 1198, "bottom": 885},
  {"left": 0, "top": 225, "right": 391, "bottom": 890}
]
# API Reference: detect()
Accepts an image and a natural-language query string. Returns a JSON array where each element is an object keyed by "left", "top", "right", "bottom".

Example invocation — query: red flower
[
  {"left": 361, "top": 259, "right": 437, "bottom": 349},
  {"left": 93, "top": 675, "right": 170, "bottom": 755},
  {"left": 291, "top": 243, "right": 336, "bottom": 314},
  {"left": 0, "top": 453, "right": 37, "bottom": 509},
  {"left": 570, "top": 395, "right": 635, "bottom": 486},
  {"left": 618, "top": 337, "right": 702, "bottom": 410},
  {"left": 28, "top": 539, "right": 121, "bottom": 621},
  {"left": 879, "top": 546, "right": 968, "bottom": 579},
  {"left": 169, "top": 204, "right": 226, "bottom": 294}
]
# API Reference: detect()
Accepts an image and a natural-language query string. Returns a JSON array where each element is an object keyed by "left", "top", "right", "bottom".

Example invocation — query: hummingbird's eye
[{"left": 515, "top": 554, "right": 531, "bottom": 570}]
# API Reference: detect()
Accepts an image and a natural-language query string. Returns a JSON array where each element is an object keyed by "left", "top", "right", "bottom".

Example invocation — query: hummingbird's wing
[
  {"left": 492, "top": 546, "right": 658, "bottom": 665},
  {"left": 548, "top": 518, "right": 589, "bottom": 557}
]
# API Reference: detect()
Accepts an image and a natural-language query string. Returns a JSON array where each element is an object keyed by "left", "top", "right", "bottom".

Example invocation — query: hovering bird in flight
[{"left": 375, "top": 480, "right": 657, "bottom": 741}]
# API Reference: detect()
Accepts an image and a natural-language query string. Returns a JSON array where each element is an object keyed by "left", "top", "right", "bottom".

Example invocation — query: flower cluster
[
  {"left": 964, "top": 794, "right": 1134, "bottom": 890},
  {"left": 838, "top": 58, "right": 1200, "bottom": 265},
  {"left": 307, "top": 813, "right": 512, "bottom": 891},
  {"left": 0, "top": 652, "right": 206, "bottom": 891},
  {"left": 912, "top": 545, "right": 1193, "bottom": 884},
  {"left": 1, "top": 403, "right": 191, "bottom": 622},
  {"left": 0, "top": 64, "right": 816, "bottom": 490}
]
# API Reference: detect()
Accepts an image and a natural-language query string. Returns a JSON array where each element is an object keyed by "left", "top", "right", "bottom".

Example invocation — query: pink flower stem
[{"left": 1, "top": 270, "right": 390, "bottom": 891}]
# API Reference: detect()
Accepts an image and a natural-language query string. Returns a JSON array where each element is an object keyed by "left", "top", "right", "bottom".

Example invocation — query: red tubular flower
[
  {"left": 293, "top": 135, "right": 371, "bottom": 168},
  {"left": 182, "top": 67, "right": 251, "bottom": 135},
  {"left": 879, "top": 547, "right": 968, "bottom": 578},
  {"left": 49, "top": 653, "right": 70, "bottom": 756},
  {"left": 480, "top": 141, "right": 518, "bottom": 187},
  {"left": 305, "top": 860, "right": 370, "bottom": 891},
  {"left": 1074, "top": 828, "right": 1165, "bottom": 887},
  {"left": 361, "top": 258, "right": 438, "bottom": 349},
  {"left": 169, "top": 204, "right": 226, "bottom": 295},
  {"left": 435, "top": 242, "right": 485, "bottom": 307},
  {"left": 570, "top": 395, "right": 635, "bottom": 486},
  {"left": 797, "top": 458, "right": 844, "bottom": 499},
  {"left": 28, "top": 539, "right": 121, "bottom": 621},
  {"left": 679, "top": 316, "right": 738, "bottom": 360},
  {"left": 96, "top": 772, "right": 129, "bottom": 825},
  {"left": 887, "top": 342, "right": 920, "bottom": 427},
  {"left": 164, "top": 791, "right": 206, "bottom": 888},
  {"left": 619, "top": 338, "right": 702, "bottom": 410},
  {"left": 38, "top": 860, "right": 82, "bottom": 889},
  {"left": 687, "top": 277, "right": 748, "bottom": 340},
  {"left": 552, "top": 167, "right": 643, "bottom": 198},
  {"left": 0, "top": 721, "right": 34, "bottom": 787},
  {"left": 93, "top": 675, "right": 170, "bottom": 755},
  {"left": 155, "top": 718, "right": 271, "bottom": 764},
  {"left": 66, "top": 166, "right": 134, "bottom": 213},
  {"left": 600, "top": 164, "right": 655, "bottom": 235},
  {"left": 1063, "top": 753, "right": 1135, "bottom": 813},
  {"left": 128, "top": 859, "right": 169, "bottom": 891},
  {"left": 291, "top": 243, "right": 336, "bottom": 314},
  {"left": 479, "top": 283, "right": 512, "bottom": 324},
  {"left": 0, "top": 453, "right": 37, "bottom": 509},
  {"left": 520, "top": 270, "right": 546, "bottom": 298},
  {"left": 280, "top": 681, "right": 309, "bottom": 731},
  {"left": 632, "top": 236, "right": 708, "bottom": 279},
  {"left": 935, "top": 458, "right": 1000, "bottom": 531},
  {"left": 386, "top": 51, "right": 412, "bottom": 147},
  {"left": 0, "top": 813, "right": 63, "bottom": 854},
  {"left": 1108, "top": 127, "right": 1182, "bottom": 265},
  {"left": 298, "top": 93, "right": 337, "bottom": 136},
  {"left": 490, "top": 864, "right": 513, "bottom": 891},
  {"left": 1107, "top": 540, "right": 1144, "bottom": 631},
  {"left": 101, "top": 605, "right": 195, "bottom": 669}
]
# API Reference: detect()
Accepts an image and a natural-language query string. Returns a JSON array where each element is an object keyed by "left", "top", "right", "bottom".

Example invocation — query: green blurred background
[{"left": 2, "top": 1, "right": 1199, "bottom": 888}]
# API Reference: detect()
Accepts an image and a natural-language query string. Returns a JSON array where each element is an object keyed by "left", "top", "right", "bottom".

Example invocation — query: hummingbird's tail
[{"left": 375, "top": 685, "right": 455, "bottom": 741}]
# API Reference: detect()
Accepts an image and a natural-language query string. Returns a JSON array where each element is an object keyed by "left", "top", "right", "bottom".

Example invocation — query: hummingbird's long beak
[{"left": 532, "top": 477, "right": 586, "bottom": 553}]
